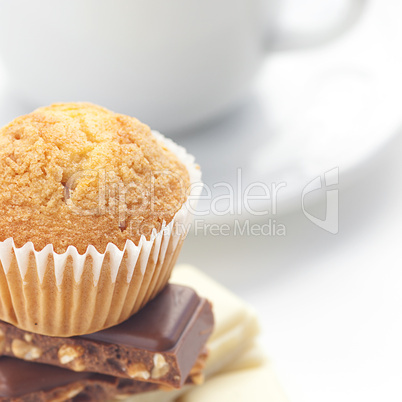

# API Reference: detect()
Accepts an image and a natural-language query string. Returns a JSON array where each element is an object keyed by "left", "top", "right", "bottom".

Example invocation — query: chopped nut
[
  {"left": 50, "top": 386, "right": 84, "bottom": 402},
  {"left": 58, "top": 345, "right": 85, "bottom": 365},
  {"left": 189, "top": 359, "right": 205, "bottom": 375},
  {"left": 127, "top": 362, "right": 150, "bottom": 380},
  {"left": 159, "top": 384, "right": 175, "bottom": 391},
  {"left": 114, "top": 395, "right": 132, "bottom": 401},
  {"left": 71, "top": 359, "right": 86, "bottom": 372},
  {"left": 0, "top": 330, "right": 4, "bottom": 353},
  {"left": 12, "top": 339, "right": 42, "bottom": 361},
  {"left": 190, "top": 373, "right": 205, "bottom": 385},
  {"left": 151, "top": 353, "right": 169, "bottom": 379},
  {"left": 24, "top": 333, "right": 33, "bottom": 343}
]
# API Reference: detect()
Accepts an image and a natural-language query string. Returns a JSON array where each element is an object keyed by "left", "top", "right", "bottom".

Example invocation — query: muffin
[{"left": 0, "top": 103, "right": 201, "bottom": 336}]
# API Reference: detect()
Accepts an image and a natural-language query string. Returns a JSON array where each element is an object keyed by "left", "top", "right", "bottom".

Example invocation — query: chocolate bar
[
  {"left": 0, "top": 351, "right": 207, "bottom": 402},
  {"left": 0, "top": 284, "right": 213, "bottom": 389},
  {"left": 114, "top": 264, "right": 263, "bottom": 402},
  {"left": 0, "top": 354, "right": 208, "bottom": 402},
  {"left": 0, "top": 357, "right": 157, "bottom": 401},
  {"left": 170, "top": 265, "right": 260, "bottom": 378}
]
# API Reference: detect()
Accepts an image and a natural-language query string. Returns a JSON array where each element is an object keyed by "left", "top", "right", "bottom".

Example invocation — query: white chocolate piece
[
  {"left": 177, "top": 362, "right": 288, "bottom": 402},
  {"left": 224, "top": 342, "right": 267, "bottom": 373},
  {"left": 115, "top": 390, "right": 176, "bottom": 402}
]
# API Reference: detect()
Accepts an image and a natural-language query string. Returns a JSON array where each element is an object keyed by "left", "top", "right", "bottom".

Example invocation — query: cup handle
[{"left": 269, "top": 0, "right": 367, "bottom": 51}]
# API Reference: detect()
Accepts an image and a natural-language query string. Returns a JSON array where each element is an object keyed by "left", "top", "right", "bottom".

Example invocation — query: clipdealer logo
[
  {"left": 191, "top": 218, "right": 286, "bottom": 237},
  {"left": 63, "top": 166, "right": 339, "bottom": 237},
  {"left": 302, "top": 167, "right": 339, "bottom": 234}
]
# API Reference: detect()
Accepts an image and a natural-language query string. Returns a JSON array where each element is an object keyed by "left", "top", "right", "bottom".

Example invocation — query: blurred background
[{"left": 0, "top": 0, "right": 401, "bottom": 401}]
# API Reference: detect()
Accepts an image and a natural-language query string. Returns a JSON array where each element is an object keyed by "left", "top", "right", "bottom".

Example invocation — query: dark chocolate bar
[{"left": 0, "top": 284, "right": 214, "bottom": 389}]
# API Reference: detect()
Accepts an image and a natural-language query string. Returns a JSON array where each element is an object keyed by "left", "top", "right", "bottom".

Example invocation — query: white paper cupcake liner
[{"left": 0, "top": 132, "right": 202, "bottom": 337}]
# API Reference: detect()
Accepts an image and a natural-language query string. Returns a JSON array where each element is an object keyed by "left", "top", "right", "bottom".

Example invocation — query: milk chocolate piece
[
  {"left": 0, "top": 284, "right": 214, "bottom": 389},
  {"left": 0, "top": 357, "right": 163, "bottom": 401},
  {"left": 0, "top": 351, "right": 208, "bottom": 401}
]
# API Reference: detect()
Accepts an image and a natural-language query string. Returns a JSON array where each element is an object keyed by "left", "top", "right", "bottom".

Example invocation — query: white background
[
  {"left": 179, "top": 134, "right": 402, "bottom": 401},
  {"left": 178, "top": 1, "right": 402, "bottom": 401},
  {"left": 0, "top": 1, "right": 401, "bottom": 401}
]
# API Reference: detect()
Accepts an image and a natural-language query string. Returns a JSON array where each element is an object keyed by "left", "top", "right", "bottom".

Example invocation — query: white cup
[{"left": 0, "top": 0, "right": 365, "bottom": 134}]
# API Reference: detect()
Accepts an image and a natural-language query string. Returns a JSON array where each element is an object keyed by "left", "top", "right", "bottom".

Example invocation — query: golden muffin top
[{"left": 0, "top": 103, "right": 190, "bottom": 253}]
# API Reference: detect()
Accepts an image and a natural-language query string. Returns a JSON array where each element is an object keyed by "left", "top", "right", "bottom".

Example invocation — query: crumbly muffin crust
[{"left": 0, "top": 103, "right": 190, "bottom": 253}]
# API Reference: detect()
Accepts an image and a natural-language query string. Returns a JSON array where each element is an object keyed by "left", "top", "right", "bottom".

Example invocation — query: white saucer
[
  {"left": 178, "top": 0, "right": 402, "bottom": 223},
  {"left": 0, "top": 1, "right": 400, "bottom": 225}
]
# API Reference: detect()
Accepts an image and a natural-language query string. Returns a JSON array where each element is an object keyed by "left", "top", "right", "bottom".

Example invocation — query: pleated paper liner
[{"left": 0, "top": 132, "right": 201, "bottom": 337}]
